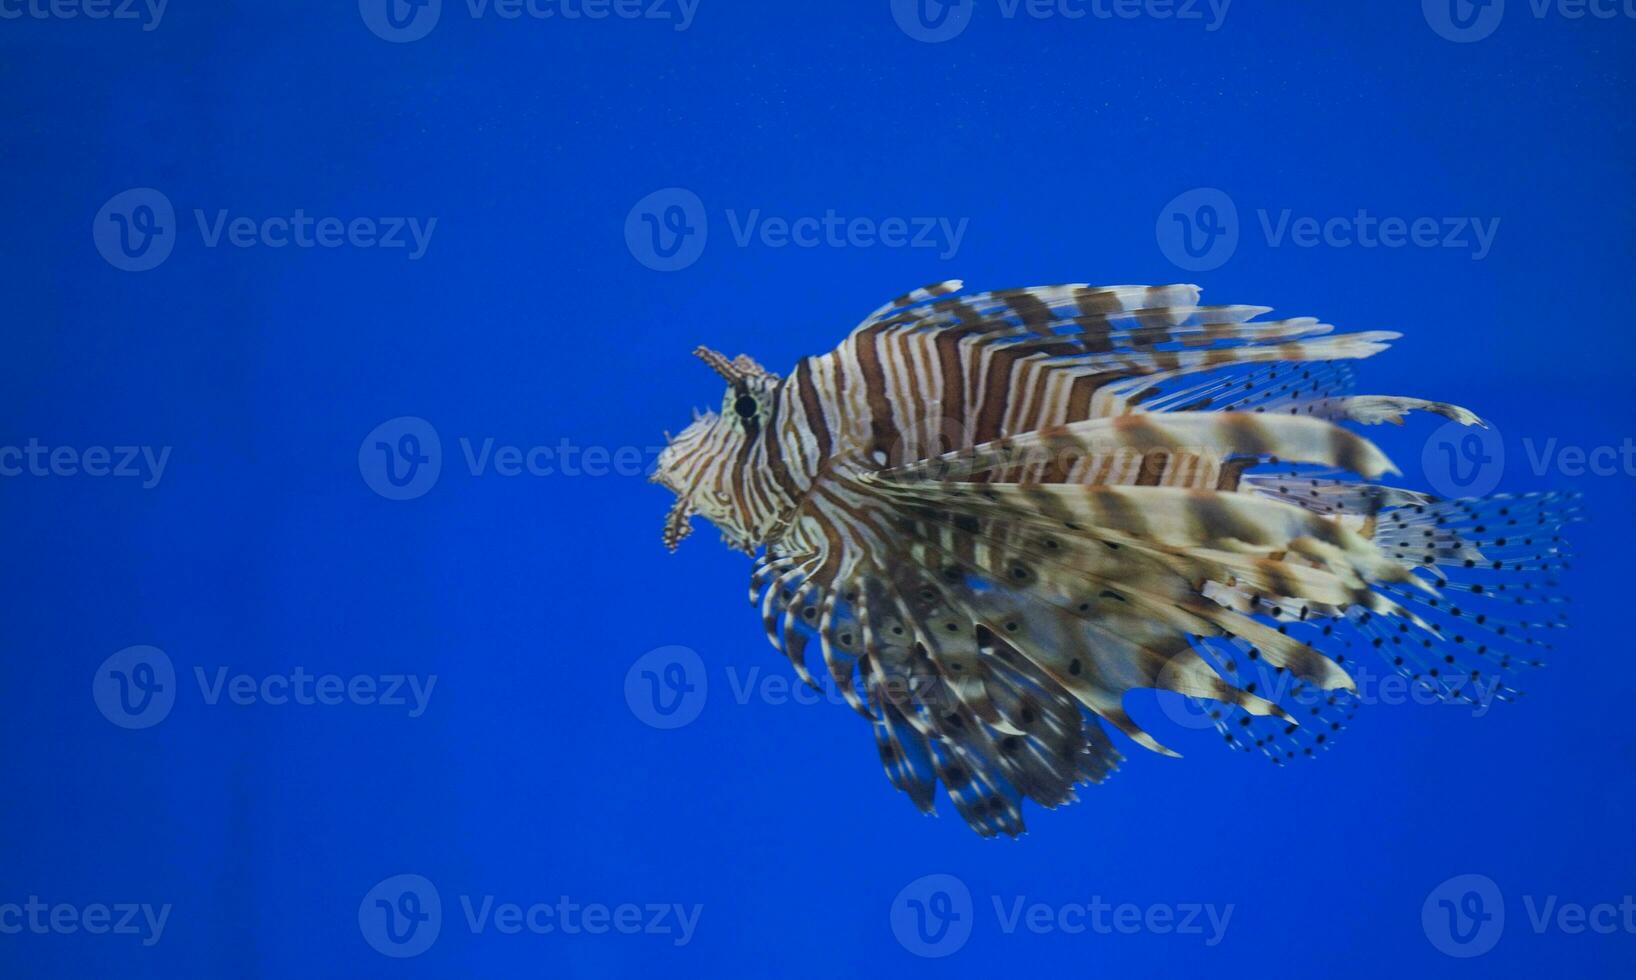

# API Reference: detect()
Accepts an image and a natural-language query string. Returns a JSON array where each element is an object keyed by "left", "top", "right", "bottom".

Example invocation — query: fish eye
[{"left": 734, "top": 395, "right": 759, "bottom": 419}]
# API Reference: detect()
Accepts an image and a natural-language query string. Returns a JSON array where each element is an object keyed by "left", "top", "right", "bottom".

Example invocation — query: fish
[{"left": 650, "top": 280, "right": 1576, "bottom": 837}]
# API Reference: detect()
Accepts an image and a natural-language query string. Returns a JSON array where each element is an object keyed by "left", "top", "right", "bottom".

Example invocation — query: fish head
[{"left": 651, "top": 346, "right": 781, "bottom": 553}]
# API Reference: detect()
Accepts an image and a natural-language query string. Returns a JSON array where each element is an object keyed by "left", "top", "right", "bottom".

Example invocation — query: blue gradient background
[{"left": 3, "top": 1, "right": 1634, "bottom": 976}]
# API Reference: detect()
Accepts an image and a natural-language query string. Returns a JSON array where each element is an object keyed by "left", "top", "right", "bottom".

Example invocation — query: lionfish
[{"left": 651, "top": 281, "right": 1574, "bottom": 837}]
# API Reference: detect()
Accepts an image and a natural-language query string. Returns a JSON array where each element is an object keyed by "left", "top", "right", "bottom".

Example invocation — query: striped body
[{"left": 652, "top": 280, "right": 1574, "bottom": 837}]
